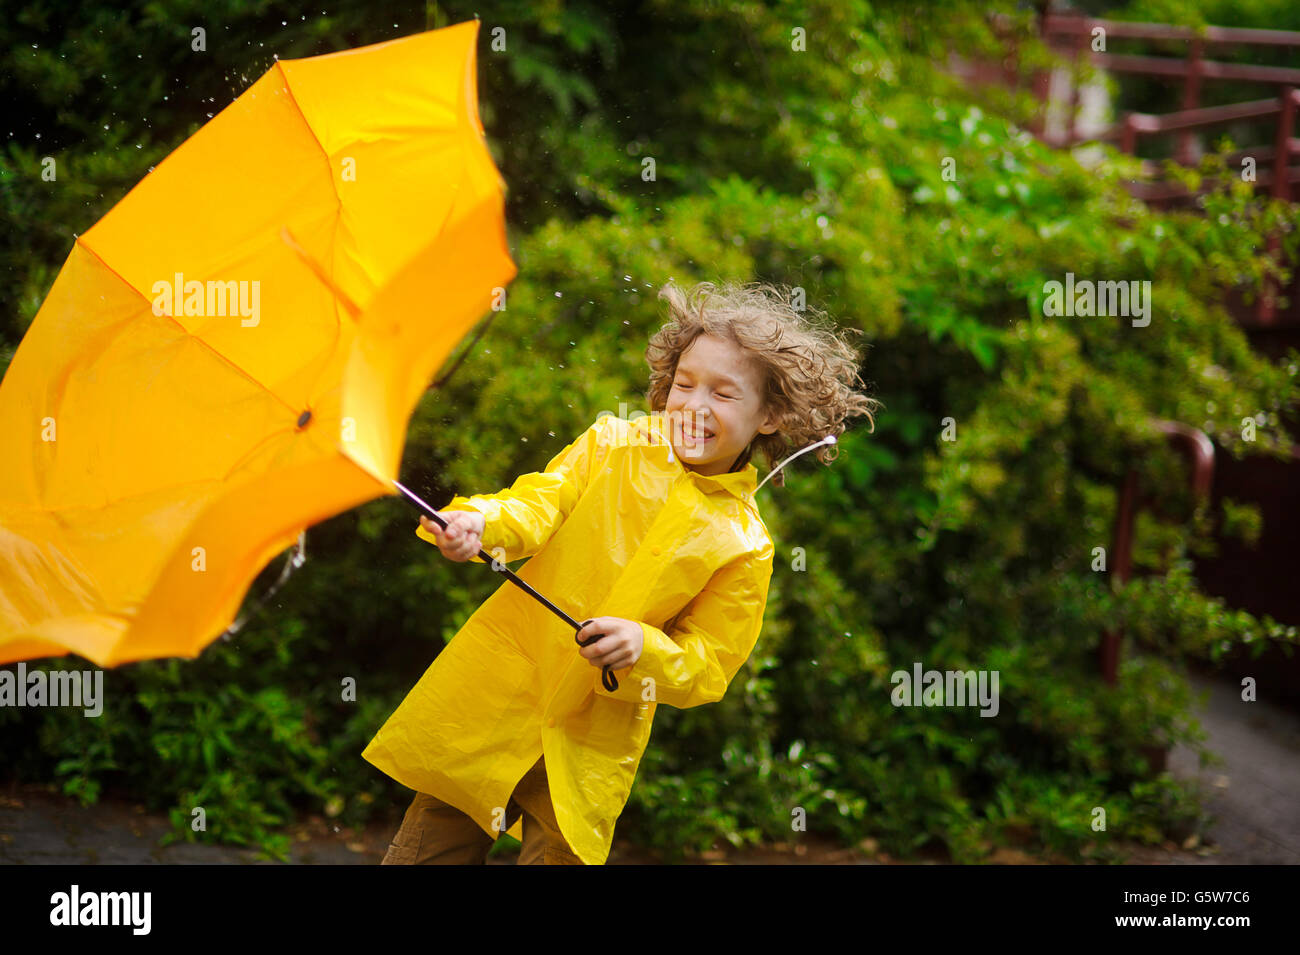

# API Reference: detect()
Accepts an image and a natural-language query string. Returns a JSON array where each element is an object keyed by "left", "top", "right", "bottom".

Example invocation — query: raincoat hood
[{"left": 363, "top": 411, "right": 775, "bottom": 864}]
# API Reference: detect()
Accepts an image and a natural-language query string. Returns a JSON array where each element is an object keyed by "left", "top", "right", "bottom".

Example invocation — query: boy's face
[{"left": 664, "top": 333, "right": 780, "bottom": 476}]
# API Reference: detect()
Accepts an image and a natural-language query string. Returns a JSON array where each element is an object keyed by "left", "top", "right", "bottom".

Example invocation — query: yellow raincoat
[{"left": 362, "top": 411, "right": 775, "bottom": 864}]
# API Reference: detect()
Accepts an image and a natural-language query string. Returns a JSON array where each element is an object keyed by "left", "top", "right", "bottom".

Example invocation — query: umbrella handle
[
  {"left": 393, "top": 480, "right": 619, "bottom": 691},
  {"left": 575, "top": 619, "right": 619, "bottom": 693}
]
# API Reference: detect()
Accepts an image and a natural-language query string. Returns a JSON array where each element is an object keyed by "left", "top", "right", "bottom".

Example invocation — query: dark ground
[{"left": 2, "top": 666, "right": 1296, "bottom": 865}]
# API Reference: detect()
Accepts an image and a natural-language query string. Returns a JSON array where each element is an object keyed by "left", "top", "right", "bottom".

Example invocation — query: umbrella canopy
[{"left": 0, "top": 20, "right": 515, "bottom": 667}]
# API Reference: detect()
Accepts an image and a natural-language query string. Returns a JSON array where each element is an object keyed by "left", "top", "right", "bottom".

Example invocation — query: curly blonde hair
[{"left": 645, "top": 279, "right": 880, "bottom": 486}]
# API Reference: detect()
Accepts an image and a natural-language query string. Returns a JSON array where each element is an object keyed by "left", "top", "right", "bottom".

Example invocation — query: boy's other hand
[
  {"left": 421, "top": 511, "right": 486, "bottom": 562},
  {"left": 575, "top": 617, "right": 644, "bottom": 672}
]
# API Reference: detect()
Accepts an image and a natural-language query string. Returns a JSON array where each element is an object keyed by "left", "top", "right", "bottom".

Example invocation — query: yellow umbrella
[{"left": 0, "top": 20, "right": 515, "bottom": 667}]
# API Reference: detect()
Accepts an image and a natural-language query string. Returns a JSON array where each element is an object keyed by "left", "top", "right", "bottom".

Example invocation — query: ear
[{"left": 757, "top": 406, "right": 781, "bottom": 436}]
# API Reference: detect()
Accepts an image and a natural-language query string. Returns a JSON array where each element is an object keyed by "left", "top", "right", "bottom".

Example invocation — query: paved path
[
  {"left": 1, "top": 665, "right": 1296, "bottom": 864},
  {"left": 1154, "top": 661, "right": 1300, "bottom": 864}
]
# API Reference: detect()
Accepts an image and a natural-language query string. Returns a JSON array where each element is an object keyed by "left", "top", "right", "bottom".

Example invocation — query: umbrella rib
[
  {"left": 74, "top": 237, "right": 303, "bottom": 421},
  {"left": 274, "top": 61, "right": 346, "bottom": 308},
  {"left": 273, "top": 61, "right": 357, "bottom": 421},
  {"left": 275, "top": 61, "right": 340, "bottom": 206},
  {"left": 280, "top": 227, "right": 360, "bottom": 317}
]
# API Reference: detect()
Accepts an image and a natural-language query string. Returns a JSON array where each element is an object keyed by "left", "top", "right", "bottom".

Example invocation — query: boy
[{"left": 363, "top": 280, "right": 876, "bottom": 864}]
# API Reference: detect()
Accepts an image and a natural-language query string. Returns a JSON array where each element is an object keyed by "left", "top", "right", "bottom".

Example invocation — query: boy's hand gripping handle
[
  {"left": 393, "top": 480, "right": 619, "bottom": 691},
  {"left": 575, "top": 620, "right": 619, "bottom": 693}
]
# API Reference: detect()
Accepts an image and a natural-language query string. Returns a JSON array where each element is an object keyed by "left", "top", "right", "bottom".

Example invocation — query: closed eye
[{"left": 674, "top": 381, "right": 736, "bottom": 399}]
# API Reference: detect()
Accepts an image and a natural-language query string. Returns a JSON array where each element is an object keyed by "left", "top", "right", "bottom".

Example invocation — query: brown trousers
[{"left": 380, "top": 756, "right": 583, "bottom": 865}]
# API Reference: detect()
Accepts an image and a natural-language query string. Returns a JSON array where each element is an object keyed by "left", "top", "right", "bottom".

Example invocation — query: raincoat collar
[{"left": 633, "top": 412, "right": 759, "bottom": 502}]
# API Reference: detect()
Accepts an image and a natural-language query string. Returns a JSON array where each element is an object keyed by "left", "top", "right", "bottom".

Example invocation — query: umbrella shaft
[{"left": 393, "top": 480, "right": 582, "bottom": 629}]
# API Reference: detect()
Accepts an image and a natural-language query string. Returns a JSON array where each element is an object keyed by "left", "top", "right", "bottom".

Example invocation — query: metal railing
[
  {"left": 1100, "top": 422, "right": 1215, "bottom": 689},
  {"left": 1027, "top": 11, "right": 1300, "bottom": 324}
]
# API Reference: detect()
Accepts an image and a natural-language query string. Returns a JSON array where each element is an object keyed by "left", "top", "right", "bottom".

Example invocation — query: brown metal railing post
[
  {"left": 1100, "top": 467, "right": 1139, "bottom": 686},
  {"left": 1178, "top": 39, "right": 1204, "bottom": 165},
  {"left": 1156, "top": 421, "right": 1216, "bottom": 501},
  {"left": 1031, "top": 13, "right": 1053, "bottom": 139},
  {"left": 1257, "top": 85, "right": 1295, "bottom": 324},
  {"left": 1120, "top": 112, "right": 1139, "bottom": 154},
  {"left": 1069, "top": 19, "right": 1090, "bottom": 145},
  {"left": 1278, "top": 88, "right": 1298, "bottom": 202},
  {"left": 1100, "top": 423, "right": 1214, "bottom": 686}
]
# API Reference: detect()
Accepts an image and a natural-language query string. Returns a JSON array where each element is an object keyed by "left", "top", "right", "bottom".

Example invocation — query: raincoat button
[
  {"left": 651, "top": 546, "right": 661, "bottom": 555},
  {"left": 546, "top": 717, "right": 557, "bottom": 728}
]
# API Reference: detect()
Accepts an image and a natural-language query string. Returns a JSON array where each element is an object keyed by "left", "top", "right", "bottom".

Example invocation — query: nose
[{"left": 683, "top": 401, "right": 711, "bottom": 425}]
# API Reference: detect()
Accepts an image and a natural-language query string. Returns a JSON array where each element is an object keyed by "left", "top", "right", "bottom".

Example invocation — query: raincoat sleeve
[
  {"left": 596, "top": 543, "right": 775, "bottom": 708},
  {"left": 415, "top": 416, "right": 608, "bottom": 565}
]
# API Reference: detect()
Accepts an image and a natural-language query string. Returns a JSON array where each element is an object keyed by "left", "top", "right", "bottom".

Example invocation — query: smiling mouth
[{"left": 682, "top": 426, "right": 714, "bottom": 440}]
